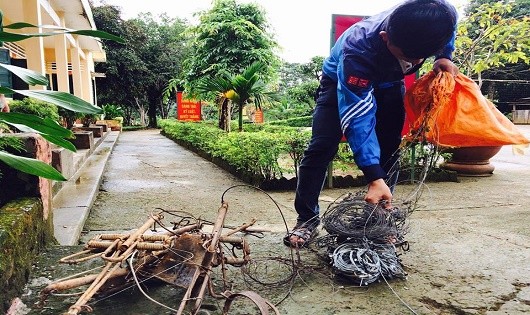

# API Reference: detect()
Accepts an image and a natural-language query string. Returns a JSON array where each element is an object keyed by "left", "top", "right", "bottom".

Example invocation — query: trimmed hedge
[
  {"left": 267, "top": 115, "right": 312, "bottom": 127},
  {"left": 159, "top": 119, "right": 310, "bottom": 186},
  {"left": 158, "top": 119, "right": 457, "bottom": 189}
]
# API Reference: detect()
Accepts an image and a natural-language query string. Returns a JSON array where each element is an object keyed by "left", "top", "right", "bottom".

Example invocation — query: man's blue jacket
[{"left": 322, "top": 8, "right": 455, "bottom": 182}]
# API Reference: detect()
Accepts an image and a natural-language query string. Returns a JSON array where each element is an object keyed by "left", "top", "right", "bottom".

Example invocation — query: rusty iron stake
[
  {"left": 119, "top": 213, "right": 162, "bottom": 251},
  {"left": 223, "top": 218, "right": 257, "bottom": 236},
  {"left": 65, "top": 255, "right": 122, "bottom": 315},
  {"left": 40, "top": 267, "right": 129, "bottom": 298},
  {"left": 176, "top": 202, "right": 229, "bottom": 315},
  {"left": 59, "top": 214, "right": 163, "bottom": 314}
]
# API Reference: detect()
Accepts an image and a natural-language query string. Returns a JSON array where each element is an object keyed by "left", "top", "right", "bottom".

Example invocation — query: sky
[{"left": 92, "top": 0, "right": 469, "bottom": 64}]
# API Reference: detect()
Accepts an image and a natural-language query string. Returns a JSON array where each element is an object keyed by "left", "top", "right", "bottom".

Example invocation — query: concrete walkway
[
  {"left": 488, "top": 126, "right": 530, "bottom": 168},
  {"left": 53, "top": 126, "right": 530, "bottom": 245},
  {"left": 41, "top": 126, "right": 530, "bottom": 315},
  {"left": 52, "top": 130, "right": 120, "bottom": 245}
]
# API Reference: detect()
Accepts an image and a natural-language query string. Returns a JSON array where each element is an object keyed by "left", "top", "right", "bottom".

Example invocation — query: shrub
[
  {"left": 268, "top": 116, "right": 312, "bottom": 127},
  {"left": 8, "top": 98, "right": 60, "bottom": 122},
  {"left": 159, "top": 119, "right": 303, "bottom": 182},
  {"left": 58, "top": 108, "right": 83, "bottom": 129},
  {"left": 81, "top": 114, "right": 100, "bottom": 127},
  {"left": 122, "top": 125, "right": 148, "bottom": 131},
  {"left": 215, "top": 131, "right": 288, "bottom": 180},
  {"left": 284, "top": 129, "right": 311, "bottom": 176},
  {"left": 102, "top": 104, "right": 124, "bottom": 119}
]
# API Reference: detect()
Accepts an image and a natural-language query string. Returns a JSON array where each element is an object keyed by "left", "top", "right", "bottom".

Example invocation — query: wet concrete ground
[{"left": 18, "top": 127, "right": 530, "bottom": 315}]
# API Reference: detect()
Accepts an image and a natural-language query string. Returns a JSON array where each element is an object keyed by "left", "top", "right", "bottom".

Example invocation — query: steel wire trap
[{"left": 317, "top": 192, "right": 411, "bottom": 286}]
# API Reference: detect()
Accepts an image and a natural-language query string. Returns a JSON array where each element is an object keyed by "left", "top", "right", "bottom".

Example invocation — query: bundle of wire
[{"left": 320, "top": 192, "right": 409, "bottom": 285}]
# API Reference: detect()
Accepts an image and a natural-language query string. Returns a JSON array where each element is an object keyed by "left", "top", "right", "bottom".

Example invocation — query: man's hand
[
  {"left": 433, "top": 58, "right": 459, "bottom": 76},
  {"left": 365, "top": 178, "right": 392, "bottom": 209},
  {"left": 0, "top": 94, "right": 9, "bottom": 113}
]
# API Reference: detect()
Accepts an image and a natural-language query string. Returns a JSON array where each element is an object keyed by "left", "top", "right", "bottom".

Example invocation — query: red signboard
[
  {"left": 254, "top": 109, "right": 264, "bottom": 124},
  {"left": 176, "top": 91, "right": 201, "bottom": 121},
  {"left": 331, "top": 14, "right": 416, "bottom": 136}
]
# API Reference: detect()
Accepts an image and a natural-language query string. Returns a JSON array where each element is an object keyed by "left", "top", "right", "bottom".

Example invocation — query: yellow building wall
[{"left": 1, "top": 0, "right": 104, "bottom": 104}]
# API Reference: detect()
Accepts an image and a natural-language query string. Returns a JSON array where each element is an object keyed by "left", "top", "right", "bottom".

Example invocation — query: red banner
[
  {"left": 176, "top": 91, "right": 201, "bottom": 121},
  {"left": 254, "top": 109, "right": 264, "bottom": 124}
]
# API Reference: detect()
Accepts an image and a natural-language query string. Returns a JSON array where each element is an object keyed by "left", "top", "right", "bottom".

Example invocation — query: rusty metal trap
[{"left": 39, "top": 202, "right": 280, "bottom": 315}]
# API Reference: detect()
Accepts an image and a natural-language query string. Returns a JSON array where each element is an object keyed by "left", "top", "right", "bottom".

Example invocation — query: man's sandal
[{"left": 283, "top": 222, "right": 319, "bottom": 248}]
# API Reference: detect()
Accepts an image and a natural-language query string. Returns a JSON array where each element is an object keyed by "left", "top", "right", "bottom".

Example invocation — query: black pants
[{"left": 294, "top": 76, "right": 405, "bottom": 224}]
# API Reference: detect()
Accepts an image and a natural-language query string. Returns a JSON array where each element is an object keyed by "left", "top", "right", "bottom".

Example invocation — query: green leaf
[
  {"left": 69, "top": 30, "right": 125, "bottom": 43},
  {"left": 40, "top": 134, "right": 77, "bottom": 152},
  {"left": 0, "top": 31, "right": 31, "bottom": 42},
  {"left": 0, "top": 87, "right": 102, "bottom": 114},
  {"left": 0, "top": 151, "right": 66, "bottom": 181},
  {"left": 1, "top": 23, "right": 125, "bottom": 43},
  {"left": 0, "top": 63, "right": 49, "bottom": 85},
  {"left": 8, "top": 122, "right": 77, "bottom": 152},
  {"left": 0, "top": 112, "right": 73, "bottom": 138},
  {"left": 3, "top": 22, "right": 38, "bottom": 29}
]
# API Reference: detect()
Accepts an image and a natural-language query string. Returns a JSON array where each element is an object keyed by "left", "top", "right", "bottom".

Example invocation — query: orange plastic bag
[{"left": 404, "top": 71, "right": 530, "bottom": 147}]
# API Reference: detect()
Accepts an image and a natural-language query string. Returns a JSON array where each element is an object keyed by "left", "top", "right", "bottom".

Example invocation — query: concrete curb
[{"left": 52, "top": 131, "right": 120, "bottom": 245}]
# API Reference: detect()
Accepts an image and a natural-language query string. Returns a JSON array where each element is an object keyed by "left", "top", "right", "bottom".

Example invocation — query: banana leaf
[
  {"left": 0, "top": 151, "right": 66, "bottom": 181},
  {"left": 0, "top": 112, "right": 73, "bottom": 138},
  {"left": 8, "top": 122, "right": 77, "bottom": 152},
  {"left": 0, "top": 63, "right": 48, "bottom": 85},
  {"left": 0, "top": 87, "right": 102, "bottom": 114}
]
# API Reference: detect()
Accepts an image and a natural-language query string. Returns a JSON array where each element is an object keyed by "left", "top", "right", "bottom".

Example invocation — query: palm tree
[
  {"left": 231, "top": 62, "right": 272, "bottom": 131},
  {"left": 196, "top": 62, "right": 276, "bottom": 132},
  {"left": 195, "top": 74, "right": 233, "bottom": 132}
]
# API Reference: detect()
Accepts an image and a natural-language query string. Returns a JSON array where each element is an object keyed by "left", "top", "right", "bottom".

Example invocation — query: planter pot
[{"left": 441, "top": 146, "right": 502, "bottom": 177}]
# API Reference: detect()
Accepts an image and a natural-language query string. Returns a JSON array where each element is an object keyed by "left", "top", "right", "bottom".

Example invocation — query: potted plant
[
  {"left": 417, "top": 2, "right": 530, "bottom": 176},
  {"left": 441, "top": 146, "right": 502, "bottom": 176}
]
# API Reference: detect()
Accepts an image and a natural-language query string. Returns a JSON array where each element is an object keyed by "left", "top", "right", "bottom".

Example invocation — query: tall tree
[
  {"left": 461, "top": 0, "right": 530, "bottom": 104},
  {"left": 286, "top": 81, "right": 319, "bottom": 112},
  {"left": 300, "top": 56, "right": 324, "bottom": 81},
  {"left": 454, "top": 1, "right": 529, "bottom": 88},
  {"left": 92, "top": 5, "right": 143, "bottom": 124},
  {"left": 273, "top": 56, "right": 324, "bottom": 118},
  {"left": 277, "top": 56, "right": 323, "bottom": 94},
  {"left": 277, "top": 62, "right": 304, "bottom": 94},
  {"left": 465, "top": 0, "right": 530, "bottom": 16},
  {"left": 183, "top": 0, "right": 280, "bottom": 99},
  {"left": 92, "top": 6, "right": 190, "bottom": 127},
  {"left": 134, "top": 13, "right": 191, "bottom": 127}
]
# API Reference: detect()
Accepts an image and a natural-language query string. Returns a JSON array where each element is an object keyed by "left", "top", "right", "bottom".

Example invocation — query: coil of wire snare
[
  {"left": 322, "top": 192, "right": 408, "bottom": 244},
  {"left": 374, "top": 243, "right": 407, "bottom": 279},
  {"left": 331, "top": 242, "right": 406, "bottom": 285},
  {"left": 331, "top": 243, "right": 381, "bottom": 285},
  {"left": 321, "top": 193, "right": 409, "bottom": 284}
]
